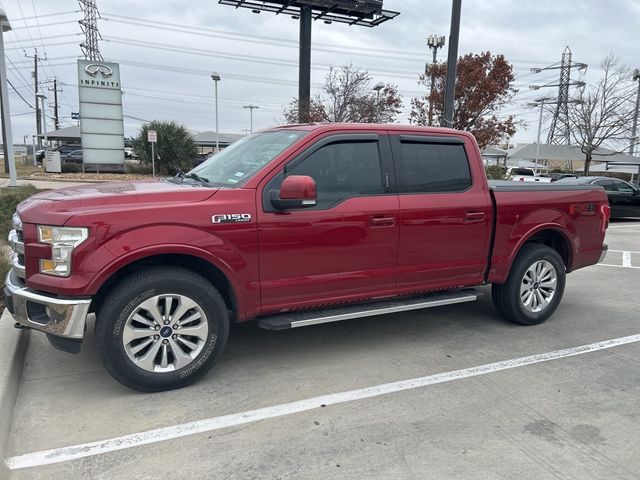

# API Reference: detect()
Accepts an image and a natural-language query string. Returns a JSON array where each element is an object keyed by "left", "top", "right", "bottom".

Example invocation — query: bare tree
[
  {"left": 568, "top": 55, "right": 636, "bottom": 175},
  {"left": 283, "top": 65, "right": 402, "bottom": 124}
]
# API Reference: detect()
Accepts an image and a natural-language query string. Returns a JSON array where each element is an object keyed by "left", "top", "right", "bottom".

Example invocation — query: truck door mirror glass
[{"left": 270, "top": 175, "right": 317, "bottom": 210}]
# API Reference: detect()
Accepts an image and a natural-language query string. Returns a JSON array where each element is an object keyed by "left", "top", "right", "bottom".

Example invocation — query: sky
[{"left": 1, "top": 0, "right": 639, "bottom": 145}]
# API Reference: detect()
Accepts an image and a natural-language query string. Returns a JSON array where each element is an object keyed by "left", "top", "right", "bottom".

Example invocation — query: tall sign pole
[
  {"left": 0, "top": 9, "right": 16, "bottom": 186},
  {"left": 442, "top": 0, "right": 461, "bottom": 128},
  {"left": 148, "top": 128, "right": 157, "bottom": 179}
]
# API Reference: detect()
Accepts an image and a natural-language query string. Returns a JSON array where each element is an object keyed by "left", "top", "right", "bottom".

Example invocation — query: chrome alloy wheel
[
  {"left": 122, "top": 294, "right": 209, "bottom": 373},
  {"left": 519, "top": 260, "right": 557, "bottom": 313}
]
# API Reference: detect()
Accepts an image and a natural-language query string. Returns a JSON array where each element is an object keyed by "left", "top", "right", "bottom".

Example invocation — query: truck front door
[
  {"left": 257, "top": 133, "right": 399, "bottom": 314},
  {"left": 390, "top": 134, "right": 492, "bottom": 293}
]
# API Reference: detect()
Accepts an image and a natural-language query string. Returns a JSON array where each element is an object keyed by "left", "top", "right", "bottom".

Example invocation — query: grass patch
[{"left": 0, "top": 157, "right": 42, "bottom": 178}]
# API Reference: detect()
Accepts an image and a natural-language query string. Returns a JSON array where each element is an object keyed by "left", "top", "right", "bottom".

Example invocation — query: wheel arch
[
  {"left": 90, "top": 252, "right": 239, "bottom": 322},
  {"left": 492, "top": 225, "right": 574, "bottom": 285}
]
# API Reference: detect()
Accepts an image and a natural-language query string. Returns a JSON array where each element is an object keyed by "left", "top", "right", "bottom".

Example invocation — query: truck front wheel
[
  {"left": 96, "top": 266, "right": 229, "bottom": 392},
  {"left": 492, "top": 243, "right": 566, "bottom": 326}
]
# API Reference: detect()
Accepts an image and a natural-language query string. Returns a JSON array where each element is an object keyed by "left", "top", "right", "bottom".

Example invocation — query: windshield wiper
[
  {"left": 166, "top": 170, "right": 211, "bottom": 186},
  {"left": 186, "top": 172, "right": 210, "bottom": 185}
]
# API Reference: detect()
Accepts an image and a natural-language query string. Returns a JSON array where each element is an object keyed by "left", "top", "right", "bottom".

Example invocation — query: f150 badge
[{"left": 212, "top": 214, "right": 252, "bottom": 224}]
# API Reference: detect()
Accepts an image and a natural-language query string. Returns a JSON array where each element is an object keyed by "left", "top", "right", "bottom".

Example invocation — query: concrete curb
[{"left": 0, "top": 309, "right": 30, "bottom": 476}]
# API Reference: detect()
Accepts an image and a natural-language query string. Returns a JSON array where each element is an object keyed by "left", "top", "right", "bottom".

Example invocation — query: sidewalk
[{"left": 0, "top": 178, "right": 95, "bottom": 190}]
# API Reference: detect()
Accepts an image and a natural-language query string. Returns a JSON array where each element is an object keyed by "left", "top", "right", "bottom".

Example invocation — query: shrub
[
  {"left": 125, "top": 162, "right": 154, "bottom": 175},
  {"left": 61, "top": 162, "right": 82, "bottom": 173},
  {"left": 0, "top": 185, "right": 38, "bottom": 240},
  {"left": 0, "top": 184, "right": 39, "bottom": 310},
  {"left": 484, "top": 165, "right": 508, "bottom": 180}
]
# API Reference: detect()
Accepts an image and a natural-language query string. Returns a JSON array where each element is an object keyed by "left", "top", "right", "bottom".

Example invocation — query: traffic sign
[{"left": 147, "top": 129, "right": 157, "bottom": 143}]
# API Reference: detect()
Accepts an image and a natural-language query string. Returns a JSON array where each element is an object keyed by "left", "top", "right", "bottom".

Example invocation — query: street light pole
[
  {"left": 243, "top": 105, "right": 259, "bottom": 133},
  {"left": 372, "top": 82, "right": 384, "bottom": 123},
  {"left": 211, "top": 72, "right": 221, "bottom": 152},
  {"left": 0, "top": 9, "right": 16, "bottom": 186},
  {"left": 426, "top": 34, "right": 445, "bottom": 126},
  {"left": 442, "top": 0, "right": 462, "bottom": 128}
]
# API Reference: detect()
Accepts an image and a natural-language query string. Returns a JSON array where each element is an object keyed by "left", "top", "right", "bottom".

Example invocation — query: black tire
[
  {"left": 492, "top": 243, "right": 566, "bottom": 326},
  {"left": 96, "top": 266, "right": 229, "bottom": 392}
]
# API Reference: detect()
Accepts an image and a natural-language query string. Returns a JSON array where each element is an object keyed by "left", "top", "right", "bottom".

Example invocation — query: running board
[{"left": 257, "top": 289, "right": 481, "bottom": 330}]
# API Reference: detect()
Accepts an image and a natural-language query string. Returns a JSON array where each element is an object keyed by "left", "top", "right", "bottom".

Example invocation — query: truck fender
[
  {"left": 80, "top": 225, "right": 254, "bottom": 319},
  {"left": 489, "top": 210, "right": 576, "bottom": 284}
]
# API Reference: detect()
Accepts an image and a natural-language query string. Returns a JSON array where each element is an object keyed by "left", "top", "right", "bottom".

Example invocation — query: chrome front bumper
[{"left": 4, "top": 270, "right": 91, "bottom": 340}]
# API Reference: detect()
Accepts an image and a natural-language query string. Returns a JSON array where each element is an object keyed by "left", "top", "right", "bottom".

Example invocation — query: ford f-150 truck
[{"left": 4, "top": 124, "right": 610, "bottom": 392}]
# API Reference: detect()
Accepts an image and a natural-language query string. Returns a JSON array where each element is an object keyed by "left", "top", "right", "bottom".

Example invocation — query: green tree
[{"left": 133, "top": 121, "right": 197, "bottom": 175}]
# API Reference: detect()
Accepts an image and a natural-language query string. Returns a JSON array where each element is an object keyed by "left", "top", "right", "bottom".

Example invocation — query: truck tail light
[{"left": 599, "top": 204, "right": 611, "bottom": 234}]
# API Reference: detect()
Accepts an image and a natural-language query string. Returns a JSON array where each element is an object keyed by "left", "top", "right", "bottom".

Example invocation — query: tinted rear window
[{"left": 399, "top": 142, "right": 472, "bottom": 193}]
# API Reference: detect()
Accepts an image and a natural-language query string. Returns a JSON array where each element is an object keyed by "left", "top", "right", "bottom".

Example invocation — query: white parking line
[
  {"left": 6, "top": 333, "right": 640, "bottom": 471},
  {"left": 607, "top": 224, "right": 640, "bottom": 229},
  {"left": 596, "top": 264, "right": 640, "bottom": 269}
]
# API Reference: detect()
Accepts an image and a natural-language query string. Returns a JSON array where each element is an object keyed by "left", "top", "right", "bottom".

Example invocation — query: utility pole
[
  {"left": 442, "top": 0, "right": 461, "bottom": 128},
  {"left": 426, "top": 35, "right": 445, "bottom": 126},
  {"left": 243, "top": 105, "right": 259, "bottom": 133},
  {"left": 24, "top": 49, "right": 42, "bottom": 149},
  {"left": 48, "top": 78, "right": 61, "bottom": 131},
  {"left": 630, "top": 69, "right": 640, "bottom": 157}
]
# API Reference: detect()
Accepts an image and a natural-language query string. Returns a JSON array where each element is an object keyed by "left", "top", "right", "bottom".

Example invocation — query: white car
[
  {"left": 507, "top": 167, "right": 552, "bottom": 183},
  {"left": 124, "top": 147, "right": 137, "bottom": 159}
]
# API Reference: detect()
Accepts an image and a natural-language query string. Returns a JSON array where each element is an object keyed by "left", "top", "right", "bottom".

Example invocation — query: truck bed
[{"left": 487, "top": 180, "right": 607, "bottom": 284}]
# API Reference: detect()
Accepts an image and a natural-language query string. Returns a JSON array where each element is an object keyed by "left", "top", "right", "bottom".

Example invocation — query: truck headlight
[{"left": 37, "top": 226, "right": 88, "bottom": 277}]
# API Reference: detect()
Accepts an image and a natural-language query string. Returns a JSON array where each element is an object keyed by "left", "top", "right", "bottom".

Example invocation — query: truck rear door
[{"left": 390, "top": 133, "right": 492, "bottom": 293}]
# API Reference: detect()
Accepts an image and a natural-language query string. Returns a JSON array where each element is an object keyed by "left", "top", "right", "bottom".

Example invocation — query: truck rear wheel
[
  {"left": 96, "top": 266, "right": 229, "bottom": 392},
  {"left": 492, "top": 243, "right": 566, "bottom": 326}
]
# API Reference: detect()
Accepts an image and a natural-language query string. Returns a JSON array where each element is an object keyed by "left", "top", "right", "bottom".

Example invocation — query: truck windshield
[{"left": 187, "top": 130, "right": 308, "bottom": 187}]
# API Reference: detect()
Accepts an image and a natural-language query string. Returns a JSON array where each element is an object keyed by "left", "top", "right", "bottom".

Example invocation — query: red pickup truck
[{"left": 5, "top": 124, "right": 610, "bottom": 391}]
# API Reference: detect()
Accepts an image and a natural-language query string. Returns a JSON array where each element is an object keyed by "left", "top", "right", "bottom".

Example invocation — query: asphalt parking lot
[{"left": 4, "top": 220, "right": 640, "bottom": 480}]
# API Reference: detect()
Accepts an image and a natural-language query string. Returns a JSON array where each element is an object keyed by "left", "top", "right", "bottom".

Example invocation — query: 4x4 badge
[{"left": 212, "top": 214, "right": 252, "bottom": 224}]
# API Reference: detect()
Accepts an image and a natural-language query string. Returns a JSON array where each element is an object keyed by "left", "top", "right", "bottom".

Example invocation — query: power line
[
  {"left": 7, "top": 79, "right": 35, "bottom": 110},
  {"left": 102, "top": 12, "right": 554, "bottom": 66},
  {"left": 103, "top": 36, "right": 420, "bottom": 80}
]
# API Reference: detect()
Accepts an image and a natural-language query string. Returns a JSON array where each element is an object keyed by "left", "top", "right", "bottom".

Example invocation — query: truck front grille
[{"left": 8, "top": 212, "right": 26, "bottom": 280}]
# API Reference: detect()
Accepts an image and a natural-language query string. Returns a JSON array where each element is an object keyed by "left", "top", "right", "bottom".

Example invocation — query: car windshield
[{"left": 187, "top": 130, "right": 308, "bottom": 187}]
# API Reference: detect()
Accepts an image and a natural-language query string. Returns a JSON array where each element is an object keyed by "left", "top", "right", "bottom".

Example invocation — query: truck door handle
[
  {"left": 464, "top": 212, "right": 485, "bottom": 223},
  {"left": 369, "top": 215, "right": 396, "bottom": 227}
]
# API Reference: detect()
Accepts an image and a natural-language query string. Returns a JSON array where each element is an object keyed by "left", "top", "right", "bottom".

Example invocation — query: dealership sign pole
[{"left": 148, "top": 128, "right": 157, "bottom": 179}]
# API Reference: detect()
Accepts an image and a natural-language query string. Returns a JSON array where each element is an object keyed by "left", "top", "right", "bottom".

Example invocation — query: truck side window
[
  {"left": 284, "top": 141, "right": 384, "bottom": 209},
  {"left": 399, "top": 142, "right": 472, "bottom": 193}
]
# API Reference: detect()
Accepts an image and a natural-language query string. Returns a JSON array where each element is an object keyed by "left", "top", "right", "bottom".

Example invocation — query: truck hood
[{"left": 16, "top": 180, "right": 219, "bottom": 225}]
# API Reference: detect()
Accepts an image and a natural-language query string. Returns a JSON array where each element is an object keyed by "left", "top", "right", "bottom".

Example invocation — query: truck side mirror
[{"left": 270, "top": 175, "right": 317, "bottom": 210}]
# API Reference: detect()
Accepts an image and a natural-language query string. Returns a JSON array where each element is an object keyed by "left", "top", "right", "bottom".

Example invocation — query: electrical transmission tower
[
  {"left": 530, "top": 46, "right": 587, "bottom": 145},
  {"left": 78, "top": 0, "right": 103, "bottom": 61}
]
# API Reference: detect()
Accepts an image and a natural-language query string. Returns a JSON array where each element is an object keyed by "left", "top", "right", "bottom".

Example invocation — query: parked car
[
  {"left": 506, "top": 167, "right": 552, "bottom": 183},
  {"left": 547, "top": 172, "right": 577, "bottom": 182},
  {"left": 35, "top": 149, "right": 45, "bottom": 164},
  {"left": 5, "top": 124, "right": 610, "bottom": 392},
  {"left": 55, "top": 144, "right": 81, "bottom": 156},
  {"left": 61, "top": 149, "right": 84, "bottom": 164},
  {"left": 555, "top": 176, "right": 640, "bottom": 218},
  {"left": 124, "top": 147, "right": 138, "bottom": 159}
]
